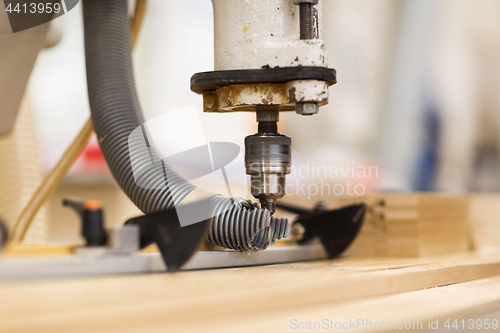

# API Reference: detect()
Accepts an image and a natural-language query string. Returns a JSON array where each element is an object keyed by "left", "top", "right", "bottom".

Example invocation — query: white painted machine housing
[
  {"left": 212, "top": 0, "right": 327, "bottom": 71},
  {"left": 207, "top": 0, "right": 330, "bottom": 112}
]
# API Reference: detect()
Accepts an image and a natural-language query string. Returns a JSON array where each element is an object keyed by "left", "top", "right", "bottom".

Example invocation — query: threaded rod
[{"left": 299, "top": 3, "right": 314, "bottom": 40}]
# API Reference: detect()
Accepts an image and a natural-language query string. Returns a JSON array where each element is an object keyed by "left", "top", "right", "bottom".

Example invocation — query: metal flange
[
  {"left": 202, "top": 80, "right": 329, "bottom": 112},
  {"left": 191, "top": 67, "right": 336, "bottom": 113}
]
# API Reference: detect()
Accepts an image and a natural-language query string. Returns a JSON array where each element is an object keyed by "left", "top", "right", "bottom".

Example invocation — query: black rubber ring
[{"left": 190, "top": 66, "right": 337, "bottom": 94}]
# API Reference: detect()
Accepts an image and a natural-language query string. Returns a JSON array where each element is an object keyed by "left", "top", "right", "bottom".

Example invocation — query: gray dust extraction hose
[{"left": 82, "top": 0, "right": 288, "bottom": 251}]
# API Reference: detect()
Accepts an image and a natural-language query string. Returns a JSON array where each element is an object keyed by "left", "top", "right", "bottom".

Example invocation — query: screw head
[{"left": 295, "top": 102, "right": 319, "bottom": 115}]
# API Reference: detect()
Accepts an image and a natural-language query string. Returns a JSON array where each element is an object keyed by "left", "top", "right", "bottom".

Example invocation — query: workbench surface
[{"left": 1, "top": 252, "right": 500, "bottom": 332}]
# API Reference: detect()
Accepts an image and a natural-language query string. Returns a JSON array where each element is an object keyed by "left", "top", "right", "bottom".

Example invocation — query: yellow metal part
[
  {"left": 203, "top": 80, "right": 329, "bottom": 112},
  {"left": 2, "top": 244, "right": 75, "bottom": 257}
]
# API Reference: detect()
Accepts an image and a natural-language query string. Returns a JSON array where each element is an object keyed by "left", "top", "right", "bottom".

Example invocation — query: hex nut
[{"left": 295, "top": 102, "right": 319, "bottom": 115}]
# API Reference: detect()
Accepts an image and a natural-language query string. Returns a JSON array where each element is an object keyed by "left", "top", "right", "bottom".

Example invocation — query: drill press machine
[
  {"left": 0, "top": 0, "right": 367, "bottom": 275},
  {"left": 191, "top": 0, "right": 337, "bottom": 215}
]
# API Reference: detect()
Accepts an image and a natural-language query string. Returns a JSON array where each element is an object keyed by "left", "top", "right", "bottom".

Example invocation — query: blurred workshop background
[{"left": 2, "top": 0, "right": 500, "bottom": 244}]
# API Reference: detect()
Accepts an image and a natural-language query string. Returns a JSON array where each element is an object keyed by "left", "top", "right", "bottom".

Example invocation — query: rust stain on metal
[
  {"left": 202, "top": 91, "right": 218, "bottom": 112},
  {"left": 288, "top": 87, "right": 297, "bottom": 103},
  {"left": 216, "top": 83, "right": 288, "bottom": 111},
  {"left": 203, "top": 81, "right": 327, "bottom": 112},
  {"left": 222, "top": 84, "right": 246, "bottom": 107}
]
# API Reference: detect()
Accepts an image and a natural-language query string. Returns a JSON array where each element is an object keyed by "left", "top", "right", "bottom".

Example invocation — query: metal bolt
[
  {"left": 293, "top": 0, "right": 318, "bottom": 40},
  {"left": 295, "top": 102, "right": 319, "bottom": 115}
]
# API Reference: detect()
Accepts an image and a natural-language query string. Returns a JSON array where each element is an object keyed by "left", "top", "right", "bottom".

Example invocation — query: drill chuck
[{"left": 245, "top": 134, "right": 291, "bottom": 215}]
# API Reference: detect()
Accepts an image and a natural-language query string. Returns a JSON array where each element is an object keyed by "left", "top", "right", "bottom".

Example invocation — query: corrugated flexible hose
[{"left": 82, "top": 0, "right": 288, "bottom": 251}]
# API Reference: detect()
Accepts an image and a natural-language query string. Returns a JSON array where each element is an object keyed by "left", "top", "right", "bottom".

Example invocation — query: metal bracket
[
  {"left": 125, "top": 199, "right": 214, "bottom": 272},
  {"left": 278, "top": 201, "right": 367, "bottom": 259}
]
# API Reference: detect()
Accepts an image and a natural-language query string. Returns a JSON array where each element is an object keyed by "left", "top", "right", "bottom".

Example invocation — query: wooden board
[
  {"left": 216, "top": 275, "right": 500, "bottom": 333},
  {"left": 1, "top": 252, "right": 500, "bottom": 332},
  {"left": 469, "top": 194, "right": 500, "bottom": 252},
  {"left": 339, "top": 193, "right": 470, "bottom": 256}
]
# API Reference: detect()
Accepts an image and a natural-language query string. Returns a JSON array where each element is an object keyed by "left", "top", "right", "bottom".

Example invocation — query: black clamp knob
[
  {"left": 63, "top": 198, "right": 108, "bottom": 247},
  {"left": 0, "top": 219, "right": 7, "bottom": 250},
  {"left": 277, "top": 201, "right": 366, "bottom": 259}
]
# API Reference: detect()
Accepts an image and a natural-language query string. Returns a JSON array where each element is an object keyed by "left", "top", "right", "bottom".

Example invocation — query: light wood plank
[{"left": 1, "top": 252, "right": 500, "bottom": 332}]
